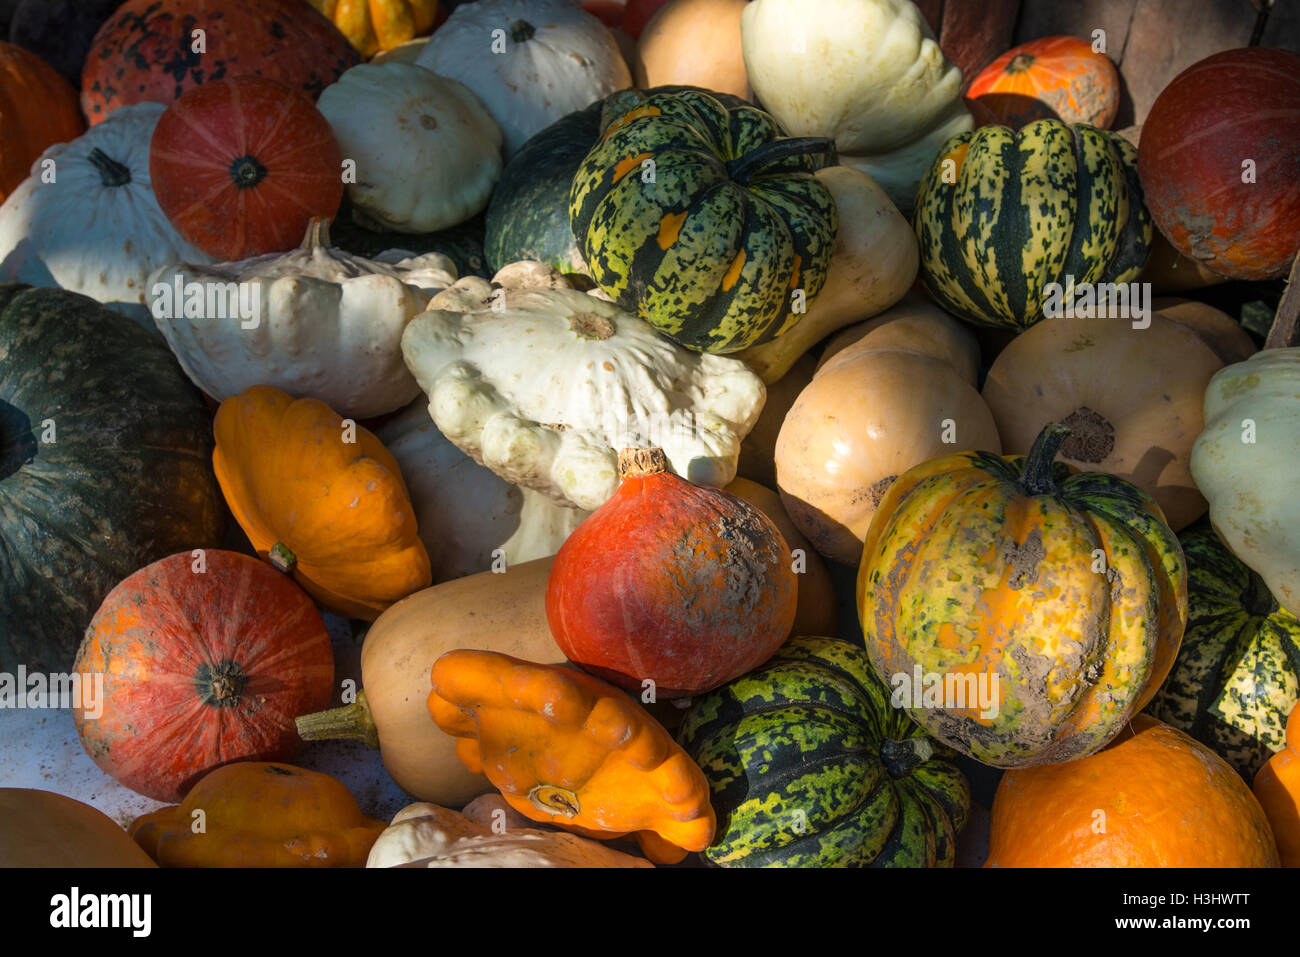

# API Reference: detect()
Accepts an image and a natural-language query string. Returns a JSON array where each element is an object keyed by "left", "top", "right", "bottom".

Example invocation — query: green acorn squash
[
  {"left": 0, "top": 284, "right": 225, "bottom": 672},
  {"left": 1147, "top": 519, "right": 1300, "bottom": 779},
  {"left": 678, "top": 635, "right": 970, "bottom": 867},
  {"left": 914, "top": 119, "right": 1152, "bottom": 330},
  {"left": 570, "top": 88, "right": 838, "bottom": 353}
]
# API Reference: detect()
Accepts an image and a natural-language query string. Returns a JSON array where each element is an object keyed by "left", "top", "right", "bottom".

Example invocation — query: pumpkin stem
[
  {"left": 1263, "top": 252, "right": 1300, "bottom": 349},
  {"left": 880, "top": 736, "right": 933, "bottom": 779},
  {"left": 509, "top": 18, "right": 536, "bottom": 43},
  {"left": 1006, "top": 52, "right": 1036, "bottom": 73},
  {"left": 86, "top": 147, "right": 132, "bottom": 188},
  {"left": 196, "top": 659, "right": 249, "bottom": 708},
  {"left": 295, "top": 690, "right": 380, "bottom": 749},
  {"left": 618, "top": 447, "right": 668, "bottom": 479},
  {"left": 229, "top": 154, "right": 268, "bottom": 190},
  {"left": 269, "top": 542, "right": 297, "bottom": 574},
  {"left": 302, "top": 217, "right": 332, "bottom": 250},
  {"left": 725, "top": 137, "right": 837, "bottom": 186},
  {"left": 528, "top": 784, "right": 581, "bottom": 818},
  {"left": 1021, "top": 421, "right": 1072, "bottom": 496}
]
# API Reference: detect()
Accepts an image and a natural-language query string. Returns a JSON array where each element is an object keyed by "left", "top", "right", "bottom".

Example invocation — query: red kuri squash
[
  {"left": 72, "top": 550, "right": 335, "bottom": 802},
  {"left": 622, "top": 0, "right": 672, "bottom": 37},
  {"left": 149, "top": 76, "right": 344, "bottom": 260},
  {"left": 81, "top": 0, "right": 360, "bottom": 125},
  {"left": 1138, "top": 47, "right": 1300, "bottom": 280},
  {"left": 0, "top": 42, "right": 84, "bottom": 202},
  {"left": 966, "top": 35, "right": 1119, "bottom": 129},
  {"left": 546, "top": 448, "right": 797, "bottom": 699}
]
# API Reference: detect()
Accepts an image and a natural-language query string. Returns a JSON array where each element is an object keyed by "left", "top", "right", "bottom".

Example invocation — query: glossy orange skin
[
  {"left": 1255, "top": 703, "right": 1300, "bottom": 867},
  {"left": 213, "top": 385, "right": 431, "bottom": 621},
  {"left": 308, "top": 0, "right": 439, "bottom": 57},
  {"left": 0, "top": 42, "right": 84, "bottom": 201},
  {"left": 130, "top": 763, "right": 386, "bottom": 867},
  {"left": 428, "top": 650, "right": 716, "bottom": 864},
  {"left": 546, "top": 462, "right": 797, "bottom": 698},
  {"left": 149, "top": 76, "right": 344, "bottom": 260},
  {"left": 72, "top": 551, "right": 334, "bottom": 802},
  {"left": 1138, "top": 48, "right": 1300, "bottom": 280},
  {"left": 968, "top": 36, "right": 1119, "bottom": 130},
  {"left": 987, "top": 715, "right": 1280, "bottom": 867}
]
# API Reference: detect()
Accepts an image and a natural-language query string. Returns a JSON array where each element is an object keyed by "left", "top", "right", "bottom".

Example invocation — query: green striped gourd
[
  {"left": 1147, "top": 519, "right": 1300, "bottom": 779},
  {"left": 569, "top": 88, "right": 838, "bottom": 354},
  {"left": 914, "top": 119, "right": 1152, "bottom": 330},
  {"left": 678, "top": 635, "right": 970, "bottom": 867}
]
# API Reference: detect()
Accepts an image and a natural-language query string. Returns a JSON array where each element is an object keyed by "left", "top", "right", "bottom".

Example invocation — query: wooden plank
[
  {"left": 1260, "top": 0, "right": 1300, "bottom": 49},
  {"left": 1265, "top": 254, "right": 1300, "bottom": 349},
  {"left": 939, "top": 0, "right": 1022, "bottom": 90},
  {"left": 915, "top": 0, "right": 944, "bottom": 35},
  {"left": 1120, "top": 0, "right": 1258, "bottom": 123}
]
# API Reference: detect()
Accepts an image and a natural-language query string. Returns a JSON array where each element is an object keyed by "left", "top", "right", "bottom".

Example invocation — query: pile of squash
[{"left": 1, "top": 0, "right": 1298, "bottom": 870}]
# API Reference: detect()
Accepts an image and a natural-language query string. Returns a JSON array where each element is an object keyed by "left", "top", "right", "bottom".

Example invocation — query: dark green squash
[
  {"left": 570, "top": 88, "right": 838, "bottom": 354},
  {"left": 1146, "top": 518, "right": 1300, "bottom": 779},
  {"left": 914, "top": 119, "right": 1152, "bottom": 331},
  {"left": 678, "top": 635, "right": 970, "bottom": 867},
  {"left": 0, "top": 285, "right": 225, "bottom": 672}
]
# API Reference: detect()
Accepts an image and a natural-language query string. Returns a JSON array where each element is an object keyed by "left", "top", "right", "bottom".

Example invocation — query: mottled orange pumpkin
[
  {"left": 987, "top": 715, "right": 1279, "bottom": 867},
  {"left": 857, "top": 422, "right": 1188, "bottom": 768},
  {"left": 967, "top": 35, "right": 1119, "bottom": 129},
  {"left": 1255, "top": 702, "right": 1300, "bottom": 867},
  {"left": 213, "top": 385, "right": 431, "bottom": 620},
  {"left": 0, "top": 41, "right": 85, "bottom": 201}
]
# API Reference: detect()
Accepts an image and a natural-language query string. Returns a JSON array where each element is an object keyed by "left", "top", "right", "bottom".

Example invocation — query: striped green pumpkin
[
  {"left": 1146, "top": 519, "right": 1300, "bottom": 779},
  {"left": 569, "top": 89, "right": 838, "bottom": 354},
  {"left": 914, "top": 119, "right": 1152, "bottom": 330},
  {"left": 678, "top": 635, "right": 970, "bottom": 867}
]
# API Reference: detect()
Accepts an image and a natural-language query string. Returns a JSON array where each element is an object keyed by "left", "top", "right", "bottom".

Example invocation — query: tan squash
[
  {"left": 633, "top": 0, "right": 750, "bottom": 99},
  {"left": 815, "top": 294, "right": 981, "bottom": 385},
  {"left": 1141, "top": 229, "right": 1230, "bottom": 293},
  {"left": 1153, "top": 297, "right": 1257, "bottom": 366},
  {"left": 981, "top": 314, "right": 1224, "bottom": 532},
  {"left": 296, "top": 557, "right": 565, "bottom": 807},
  {"left": 726, "top": 477, "right": 838, "bottom": 636},
  {"left": 736, "top": 353, "right": 816, "bottom": 489},
  {"left": 0, "top": 789, "right": 156, "bottom": 868},
  {"left": 777, "top": 348, "right": 1001, "bottom": 566},
  {"left": 736, "top": 164, "right": 917, "bottom": 384}
]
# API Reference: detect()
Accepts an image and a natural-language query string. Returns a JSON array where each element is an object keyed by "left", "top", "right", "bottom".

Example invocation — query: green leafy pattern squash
[
  {"left": 914, "top": 119, "right": 1152, "bottom": 330},
  {"left": 1147, "top": 519, "right": 1300, "bottom": 779},
  {"left": 570, "top": 89, "right": 838, "bottom": 354},
  {"left": 0, "top": 285, "right": 225, "bottom": 672},
  {"left": 678, "top": 636, "right": 970, "bottom": 867}
]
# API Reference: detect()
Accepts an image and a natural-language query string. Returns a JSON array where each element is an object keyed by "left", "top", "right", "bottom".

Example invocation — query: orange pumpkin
[
  {"left": 0, "top": 41, "right": 85, "bottom": 201},
  {"left": 130, "top": 763, "right": 386, "bottom": 867},
  {"left": 967, "top": 35, "right": 1120, "bottom": 130},
  {"left": 1255, "top": 702, "right": 1300, "bottom": 867},
  {"left": 306, "top": 0, "right": 440, "bottom": 58},
  {"left": 987, "top": 715, "right": 1279, "bottom": 867},
  {"left": 212, "top": 385, "right": 431, "bottom": 620},
  {"left": 428, "top": 649, "right": 716, "bottom": 864}
]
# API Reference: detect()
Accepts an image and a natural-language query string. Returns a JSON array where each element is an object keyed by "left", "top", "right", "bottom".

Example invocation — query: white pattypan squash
[
  {"left": 377, "top": 400, "right": 589, "bottom": 582},
  {"left": 1191, "top": 347, "right": 1300, "bottom": 617},
  {"left": 415, "top": 0, "right": 632, "bottom": 157},
  {"left": 0, "top": 103, "right": 214, "bottom": 324},
  {"left": 366, "top": 796, "right": 652, "bottom": 868},
  {"left": 317, "top": 62, "right": 504, "bottom": 234},
  {"left": 400, "top": 262, "right": 766, "bottom": 511},
  {"left": 149, "top": 218, "right": 459, "bottom": 419},
  {"left": 741, "top": 0, "right": 972, "bottom": 214}
]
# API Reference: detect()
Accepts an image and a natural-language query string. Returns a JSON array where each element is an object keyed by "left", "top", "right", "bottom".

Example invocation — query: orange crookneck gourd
[
  {"left": 1255, "top": 702, "right": 1300, "bottom": 867},
  {"left": 213, "top": 384, "right": 431, "bottom": 620},
  {"left": 428, "top": 649, "right": 716, "bottom": 864}
]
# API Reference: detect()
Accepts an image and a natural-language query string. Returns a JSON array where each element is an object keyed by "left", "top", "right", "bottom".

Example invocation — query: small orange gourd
[
  {"left": 213, "top": 385, "right": 431, "bottom": 620},
  {"left": 307, "top": 0, "right": 439, "bottom": 58},
  {"left": 967, "top": 35, "right": 1120, "bottom": 130},
  {"left": 129, "top": 763, "right": 387, "bottom": 867},
  {"left": 428, "top": 649, "right": 716, "bottom": 864},
  {"left": 1255, "top": 703, "right": 1300, "bottom": 867}
]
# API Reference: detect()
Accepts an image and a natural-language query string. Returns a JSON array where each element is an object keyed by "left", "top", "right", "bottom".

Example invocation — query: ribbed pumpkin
[
  {"left": 1254, "top": 703, "right": 1300, "bottom": 867},
  {"left": 914, "top": 118, "right": 1152, "bottom": 330},
  {"left": 81, "top": 0, "right": 360, "bottom": 125},
  {"left": 306, "top": 0, "right": 439, "bottom": 58},
  {"left": 73, "top": 550, "right": 335, "bottom": 803},
  {"left": 966, "top": 35, "right": 1120, "bottom": 130},
  {"left": 547, "top": 447, "right": 797, "bottom": 698},
  {"left": 0, "top": 285, "right": 224, "bottom": 673},
  {"left": 679, "top": 636, "right": 970, "bottom": 867},
  {"left": 213, "top": 385, "right": 431, "bottom": 621},
  {"left": 1147, "top": 519, "right": 1300, "bottom": 779},
  {"left": 857, "top": 422, "right": 1188, "bottom": 768},
  {"left": 570, "top": 87, "right": 837, "bottom": 353},
  {"left": 149, "top": 76, "right": 345, "bottom": 261},
  {"left": 0, "top": 41, "right": 84, "bottom": 202}
]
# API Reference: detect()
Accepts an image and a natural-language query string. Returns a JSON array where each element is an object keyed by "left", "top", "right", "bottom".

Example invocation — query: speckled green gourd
[
  {"left": 913, "top": 119, "right": 1152, "bottom": 330},
  {"left": 0, "top": 284, "right": 225, "bottom": 672},
  {"left": 1146, "top": 518, "right": 1300, "bottom": 779},
  {"left": 569, "top": 89, "right": 838, "bottom": 354},
  {"left": 678, "top": 635, "right": 970, "bottom": 867}
]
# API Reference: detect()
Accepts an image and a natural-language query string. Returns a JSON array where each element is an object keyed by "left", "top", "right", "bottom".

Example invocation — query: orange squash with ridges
[{"left": 1255, "top": 703, "right": 1300, "bottom": 867}]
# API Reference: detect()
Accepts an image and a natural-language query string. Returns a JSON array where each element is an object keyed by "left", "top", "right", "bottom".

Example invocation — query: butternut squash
[
  {"left": 633, "top": 0, "right": 750, "bottom": 99},
  {"left": 815, "top": 294, "right": 981, "bottom": 385},
  {"left": 735, "top": 353, "right": 816, "bottom": 490}
]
